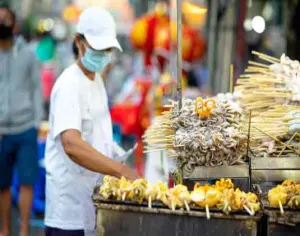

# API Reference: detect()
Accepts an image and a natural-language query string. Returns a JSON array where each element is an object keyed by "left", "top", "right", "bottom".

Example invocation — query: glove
[{"left": 112, "top": 142, "right": 138, "bottom": 162}]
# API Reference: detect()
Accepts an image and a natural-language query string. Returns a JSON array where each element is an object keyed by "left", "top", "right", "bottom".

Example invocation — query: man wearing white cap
[{"left": 44, "top": 7, "right": 138, "bottom": 236}]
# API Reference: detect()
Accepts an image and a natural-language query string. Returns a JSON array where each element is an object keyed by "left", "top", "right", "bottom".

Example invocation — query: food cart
[{"left": 93, "top": 195, "right": 261, "bottom": 236}]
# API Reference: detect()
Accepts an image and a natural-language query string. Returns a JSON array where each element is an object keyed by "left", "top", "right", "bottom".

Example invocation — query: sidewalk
[{"left": 0, "top": 207, "right": 44, "bottom": 236}]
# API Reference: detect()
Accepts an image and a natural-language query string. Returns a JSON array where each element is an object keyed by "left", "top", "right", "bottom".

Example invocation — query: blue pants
[
  {"left": 0, "top": 128, "right": 38, "bottom": 189},
  {"left": 45, "top": 227, "right": 84, "bottom": 236}
]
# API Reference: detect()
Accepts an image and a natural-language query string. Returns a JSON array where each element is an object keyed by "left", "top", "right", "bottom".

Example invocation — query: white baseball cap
[{"left": 76, "top": 7, "right": 122, "bottom": 51}]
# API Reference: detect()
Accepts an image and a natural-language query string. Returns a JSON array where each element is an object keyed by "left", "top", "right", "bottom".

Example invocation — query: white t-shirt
[{"left": 44, "top": 64, "right": 113, "bottom": 235}]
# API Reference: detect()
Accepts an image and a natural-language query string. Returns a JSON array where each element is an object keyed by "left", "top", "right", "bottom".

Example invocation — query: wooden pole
[
  {"left": 176, "top": 0, "right": 182, "bottom": 110},
  {"left": 176, "top": 0, "right": 183, "bottom": 185},
  {"left": 230, "top": 64, "right": 234, "bottom": 93}
]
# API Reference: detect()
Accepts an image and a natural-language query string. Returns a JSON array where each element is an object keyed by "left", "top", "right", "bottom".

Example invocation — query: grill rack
[
  {"left": 253, "top": 184, "right": 300, "bottom": 212},
  {"left": 93, "top": 185, "right": 260, "bottom": 216}
]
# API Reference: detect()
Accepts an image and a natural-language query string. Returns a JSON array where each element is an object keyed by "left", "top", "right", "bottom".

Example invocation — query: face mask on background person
[
  {"left": 81, "top": 46, "right": 112, "bottom": 72},
  {"left": 0, "top": 24, "right": 13, "bottom": 39},
  {"left": 0, "top": 8, "right": 14, "bottom": 40}
]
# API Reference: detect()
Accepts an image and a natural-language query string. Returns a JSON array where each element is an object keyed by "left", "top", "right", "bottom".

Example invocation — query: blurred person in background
[
  {"left": 44, "top": 7, "right": 138, "bottom": 236},
  {"left": 0, "top": 4, "right": 43, "bottom": 236},
  {"left": 36, "top": 32, "right": 57, "bottom": 119}
]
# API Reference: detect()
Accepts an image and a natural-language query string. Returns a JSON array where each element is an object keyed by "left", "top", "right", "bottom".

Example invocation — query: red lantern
[
  {"left": 63, "top": 5, "right": 82, "bottom": 23},
  {"left": 192, "top": 33, "right": 205, "bottom": 61},
  {"left": 154, "top": 24, "right": 170, "bottom": 71},
  {"left": 130, "top": 14, "right": 169, "bottom": 67},
  {"left": 170, "top": 23, "right": 205, "bottom": 62},
  {"left": 130, "top": 15, "right": 149, "bottom": 50}
]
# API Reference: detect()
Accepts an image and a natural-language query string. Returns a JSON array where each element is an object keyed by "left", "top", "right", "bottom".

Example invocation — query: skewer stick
[
  {"left": 163, "top": 104, "right": 175, "bottom": 108},
  {"left": 143, "top": 149, "right": 167, "bottom": 153},
  {"left": 250, "top": 206, "right": 255, "bottom": 216},
  {"left": 276, "top": 132, "right": 297, "bottom": 157},
  {"left": 184, "top": 200, "right": 190, "bottom": 211},
  {"left": 252, "top": 51, "right": 280, "bottom": 63},
  {"left": 243, "top": 205, "right": 253, "bottom": 216},
  {"left": 148, "top": 196, "right": 152, "bottom": 209},
  {"left": 223, "top": 201, "right": 228, "bottom": 213},
  {"left": 205, "top": 204, "right": 210, "bottom": 220},
  {"left": 171, "top": 202, "right": 175, "bottom": 211},
  {"left": 248, "top": 60, "right": 270, "bottom": 68},
  {"left": 279, "top": 200, "right": 284, "bottom": 215},
  {"left": 252, "top": 126, "right": 300, "bottom": 154}
]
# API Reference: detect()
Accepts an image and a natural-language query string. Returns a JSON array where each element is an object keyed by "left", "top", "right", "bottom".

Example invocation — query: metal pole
[
  {"left": 207, "top": 0, "right": 218, "bottom": 93},
  {"left": 176, "top": 0, "right": 183, "bottom": 110}
]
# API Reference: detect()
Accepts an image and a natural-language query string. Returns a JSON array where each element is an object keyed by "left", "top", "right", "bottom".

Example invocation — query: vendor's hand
[{"left": 119, "top": 164, "right": 139, "bottom": 180}]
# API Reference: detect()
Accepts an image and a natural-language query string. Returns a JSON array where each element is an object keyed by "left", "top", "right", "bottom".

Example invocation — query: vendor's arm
[
  {"left": 52, "top": 79, "right": 138, "bottom": 180},
  {"left": 61, "top": 129, "right": 138, "bottom": 180}
]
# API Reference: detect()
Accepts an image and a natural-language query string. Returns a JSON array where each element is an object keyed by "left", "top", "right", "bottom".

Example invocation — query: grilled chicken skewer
[
  {"left": 145, "top": 183, "right": 157, "bottom": 209},
  {"left": 191, "top": 183, "right": 221, "bottom": 219},
  {"left": 117, "top": 176, "right": 132, "bottom": 201},
  {"left": 268, "top": 185, "right": 287, "bottom": 215},
  {"left": 128, "top": 179, "right": 148, "bottom": 204},
  {"left": 99, "top": 176, "right": 261, "bottom": 217},
  {"left": 169, "top": 184, "right": 191, "bottom": 211}
]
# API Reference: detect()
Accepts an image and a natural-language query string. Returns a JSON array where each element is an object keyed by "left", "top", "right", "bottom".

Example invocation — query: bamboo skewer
[
  {"left": 252, "top": 51, "right": 280, "bottom": 63},
  {"left": 279, "top": 200, "right": 284, "bottom": 215},
  {"left": 252, "top": 126, "right": 300, "bottom": 154},
  {"left": 205, "top": 205, "right": 210, "bottom": 220},
  {"left": 148, "top": 196, "right": 152, "bottom": 209},
  {"left": 184, "top": 201, "right": 190, "bottom": 211},
  {"left": 276, "top": 132, "right": 297, "bottom": 157},
  {"left": 248, "top": 60, "right": 270, "bottom": 68},
  {"left": 243, "top": 205, "right": 254, "bottom": 216},
  {"left": 171, "top": 202, "right": 175, "bottom": 211}
]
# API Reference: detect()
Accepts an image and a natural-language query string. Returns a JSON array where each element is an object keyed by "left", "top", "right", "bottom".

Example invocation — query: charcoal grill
[
  {"left": 251, "top": 157, "right": 300, "bottom": 235},
  {"left": 92, "top": 185, "right": 262, "bottom": 236}
]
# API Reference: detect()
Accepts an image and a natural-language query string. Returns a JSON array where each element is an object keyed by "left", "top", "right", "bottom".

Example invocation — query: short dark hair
[
  {"left": 72, "top": 39, "right": 79, "bottom": 59},
  {"left": 77, "top": 33, "right": 85, "bottom": 41},
  {"left": 0, "top": 3, "right": 16, "bottom": 26}
]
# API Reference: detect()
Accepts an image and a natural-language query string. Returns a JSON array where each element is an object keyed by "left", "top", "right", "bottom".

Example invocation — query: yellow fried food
[
  {"left": 191, "top": 184, "right": 206, "bottom": 208},
  {"left": 205, "top": 186, "right": 221, "bottom": 207},
  {"left": 282, "top": 180, "right": 298, "bottom": 186},
  {"left": 268, "top": 185, "right": 287, "bottom": 207},
  {"left": 99, "top": 176, "right": 119, "bottom": 199},
  {"left": 215, "top": 178, "right": 234, "bottom": 191},
  {"left": 117, "top": 176, "right": 132, "bottom": 200},
  {"left": 170, "top": 184, "right": 191, "bottom": 204},
  {"left": 128, "top": 179, "right": 147, "bottom": 204}
]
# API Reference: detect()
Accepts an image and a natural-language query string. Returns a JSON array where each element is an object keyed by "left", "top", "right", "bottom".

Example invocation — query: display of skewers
[
  {"left": 143, "top": 97, "right": 248, "bottom": 175},
  {"left": 268, "top": 180, "right": 300, "bottom": 215},
  {"left": 98, "top": 176, "right": 261, "bottom": 219},
  {"left": 235, "top": 51, "right": 300, "bottom": 154}
]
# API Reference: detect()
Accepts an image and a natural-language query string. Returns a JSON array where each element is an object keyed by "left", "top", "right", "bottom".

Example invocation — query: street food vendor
[{"left": 44, "top": 7, "right": 139, "bottom": 236}]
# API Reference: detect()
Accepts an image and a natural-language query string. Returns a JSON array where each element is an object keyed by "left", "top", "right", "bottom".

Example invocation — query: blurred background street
[{"left": 1, "top": 0, "right": 300, "bottom": 235}]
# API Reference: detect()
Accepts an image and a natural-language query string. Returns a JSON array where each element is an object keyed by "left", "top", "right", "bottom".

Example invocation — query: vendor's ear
[{"left": 75, "top": 34, "right": 85, "bottom": 58}]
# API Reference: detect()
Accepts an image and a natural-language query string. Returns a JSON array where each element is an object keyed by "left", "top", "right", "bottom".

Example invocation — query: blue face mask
[{"left": 81, "top": 47, "right": 112, "bottom": 72}]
